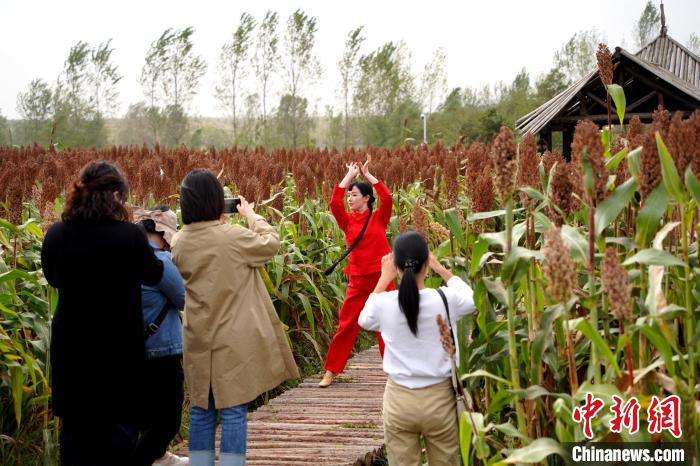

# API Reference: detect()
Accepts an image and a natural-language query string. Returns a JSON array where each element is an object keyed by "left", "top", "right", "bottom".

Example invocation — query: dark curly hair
[{"left": 62, "top": 161, "right": 130, "bottom": 223}]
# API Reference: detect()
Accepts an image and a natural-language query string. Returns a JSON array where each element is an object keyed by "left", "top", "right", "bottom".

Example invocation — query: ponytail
[
  {"left": 398, "top": 262, "right": 420, "bottom": 335},
  {"left": 392, "top": 231, "right": 430, "bottom": 336}
]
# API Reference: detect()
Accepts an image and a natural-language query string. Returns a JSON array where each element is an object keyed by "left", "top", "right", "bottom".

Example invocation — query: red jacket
[{"left": 330, "top": 180, "right": 393, "bottom": 275}]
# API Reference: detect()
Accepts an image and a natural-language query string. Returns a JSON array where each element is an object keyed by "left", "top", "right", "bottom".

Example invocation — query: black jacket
[{"left": 41, "top": 220, "right": 163, "bottom": 421}]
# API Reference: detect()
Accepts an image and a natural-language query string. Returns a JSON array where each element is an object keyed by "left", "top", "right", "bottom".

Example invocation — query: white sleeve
[
  {"left": 444, "top": 276, "right": 476, "bottom": 321},
  {"left": 358, "top": 293, "right": 382, "bottom": 331}
]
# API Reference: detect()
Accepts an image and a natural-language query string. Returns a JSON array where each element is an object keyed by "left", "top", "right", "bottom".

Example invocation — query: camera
[{"left": 224, "top": 197, "right": 241, "bottom": 214}]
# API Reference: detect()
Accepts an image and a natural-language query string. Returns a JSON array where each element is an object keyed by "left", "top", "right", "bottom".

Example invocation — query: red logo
[
  {"left": 648, "top": 395, "right": 682, "bottom": 438},
  {"left": 609, "top": 395, "right": 640, "bottom": 435},
  {"left": 572, "top": 393, "right": 605, "bottom": 439},
  {"left": 573, "top": 393, "right": 683, "bottom": 438}
]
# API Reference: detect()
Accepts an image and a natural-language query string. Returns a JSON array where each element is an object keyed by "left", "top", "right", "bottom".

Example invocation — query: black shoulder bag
[{"left": 324, "top": 206, "right": 373, "bottom": 276}]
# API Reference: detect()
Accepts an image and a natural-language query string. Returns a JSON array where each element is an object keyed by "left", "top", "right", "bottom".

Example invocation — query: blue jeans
[{"left": 188, "top": 390, "right": 247, "bottom": 466}]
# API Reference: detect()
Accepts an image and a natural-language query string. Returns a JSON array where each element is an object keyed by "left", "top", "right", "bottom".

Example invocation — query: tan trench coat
[{"left": 171, "top": 215, "right": 299, "bottom": 409}]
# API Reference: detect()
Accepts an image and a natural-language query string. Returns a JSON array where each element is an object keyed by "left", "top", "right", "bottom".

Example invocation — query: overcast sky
[{"left": 1, "top": 0, "right": 698, "bottom": 119}]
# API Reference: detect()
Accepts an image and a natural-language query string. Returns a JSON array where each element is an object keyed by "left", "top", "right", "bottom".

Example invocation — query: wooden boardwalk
[{"left": 177, "top": 346, "right": 387, "bottom": 465}]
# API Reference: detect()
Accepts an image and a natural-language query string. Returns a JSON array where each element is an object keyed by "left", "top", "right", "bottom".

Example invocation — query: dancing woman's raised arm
[{"left": 330, "top": 162, "right": 359, "bottom": 230}]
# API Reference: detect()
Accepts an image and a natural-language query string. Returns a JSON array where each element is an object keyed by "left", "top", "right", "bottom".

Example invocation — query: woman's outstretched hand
[
  {"left": 361, "top": 154, "right": 378, "bottom": 184},
  {"left": 361, "top": 154, "right": 371, "bottom": 176},
  {"left": 346, "top": 162, "right": 360, "bottom": 178},
  {"left": 340, "top": 162, "right": 360, "bottom": 188}
]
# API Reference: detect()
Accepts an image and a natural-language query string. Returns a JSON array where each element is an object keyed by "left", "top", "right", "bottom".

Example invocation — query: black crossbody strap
[
  {"left": 436, "top": 288, "right": 456, "bottom": 347},
  {"left": 436, "top": 288, "right": 467, "bottom": 399},
  {"left": 324, "top": 207, "right": 373, "bottom": 276},
  {"left": 145, "top": 300, "right": 171, "bottom": 339}
]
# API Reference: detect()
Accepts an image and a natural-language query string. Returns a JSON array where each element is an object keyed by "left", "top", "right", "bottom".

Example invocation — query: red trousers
[{"left": 324, "top": 272, "right": 395, "bottom": 374}]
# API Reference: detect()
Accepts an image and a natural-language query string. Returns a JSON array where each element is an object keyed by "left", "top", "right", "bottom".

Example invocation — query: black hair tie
[{"left": 404, "top": 259, "right": 418, "bottom": 269}]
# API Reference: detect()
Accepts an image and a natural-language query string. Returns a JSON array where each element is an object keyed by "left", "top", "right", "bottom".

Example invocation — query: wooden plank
[
  {"left": 174, "top": 346, "right": 386, "bottom": 464},
  {"left": 668, "top": 41, "right": 675, "bottom": 73},
  {"left": 626, "top": 90, "right": 657, "bottom": 112},
  {"left": 555, "top": 111, "right": 694, "bottom": 124}
]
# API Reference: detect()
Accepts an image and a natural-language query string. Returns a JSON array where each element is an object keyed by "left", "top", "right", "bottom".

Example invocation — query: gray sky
[{"left": 1, "top": 0, "right": 698, "bottom": 119}]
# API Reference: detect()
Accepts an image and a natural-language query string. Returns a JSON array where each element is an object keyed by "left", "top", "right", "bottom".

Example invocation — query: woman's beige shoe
[{"left": 318, "top": 370, "right": 336, "bottom": 388}]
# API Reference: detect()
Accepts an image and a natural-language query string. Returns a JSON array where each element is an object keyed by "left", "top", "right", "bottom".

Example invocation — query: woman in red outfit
[{"left": 319, "top": 155, "right": 394, "bottom": 387}]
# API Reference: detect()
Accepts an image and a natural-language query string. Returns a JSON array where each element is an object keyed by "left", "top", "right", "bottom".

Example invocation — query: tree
[
  {"left": 215, "top": 13, "right": 256, "bottom": 142},
  {"left": 353, "top": 41, "right": 416, "bottom": 145},
  {"left": 281, "top": 9, "right": 321, "bottom": 147},
  {"left": 252, "top": 11, "right": 280, "bottom": 147},
  {"left": 139, "top": 31, "right": 169, "bottom": 143},
  {"left": 16, "top": 78, "right": 53, "bottom": 145},
  {"left": 161, "top": 28, "right": 207, "bottom": 109},
  {"left": 688, "top": 33, "right": 700, "bottom": 55},
  {"left": 140, "top": 31, "right": 168, "bottom": 109},
  {"left": 553, "top": 30, "right": 605, "bottom": 84},
  {"left": 496, "top": 69, "right": 535, "bottom": 127},
  {"left": 354, "top": 41, "right": 415, "bottom": 116},
  {"left": 116, "top": 103, "right": 154, "bottom": 146},
  {"left": 439, "top": 87, "right": 463, "bottom": 113},
  {"left": 0, "top": 110, "right": 10, "bottom": 146},
  {"left": 277, "top": 94, "right": 310, "bottom": 147},
  {"left": 62, "top": 41, "right": 91, "bottom": 122},
  {"left": 60, "top": 40, "right": 120, "bottom": 116},
  {"left": 535, "top": 67, "right": 568, "bottom": 103},
  {"left": 633, "top": 1, "right": 660, "bottom": 50},
  {"left": 187, "top": 124, "right": 231, "bottom": 149},
  {"left": 322, "top": 105, "right": 344, "bottom": 148},
  {"left": 48, "top": 40, "right": 119, "bottom": 147},
  {"left": 162, "top": 104, "right": 188, "bottom": 147},
  {"left": 362, "top": 99, "right": 421, "bottom": 147},
  {"left": 480, "top": 107, "right": 505, "bottom": 139},
  {"left": 337, "top": 26, "right": 364, "bottom": 147},
  {"left": 238, "top": 93, "right": 262, "bottom": 147},
  {"left": 87, "top": 40, "right": 122, "bottom": 117},
  {"left": 419, "top": 47, "right": 448, "bottom": 114},
  {"left": 139, "top": 27, "right": 207, "bottom": 145}
]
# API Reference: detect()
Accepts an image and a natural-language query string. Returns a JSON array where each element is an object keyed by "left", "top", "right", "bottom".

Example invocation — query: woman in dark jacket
[{"left": 41, "top": 161, "right": 164, "bottom": 466}]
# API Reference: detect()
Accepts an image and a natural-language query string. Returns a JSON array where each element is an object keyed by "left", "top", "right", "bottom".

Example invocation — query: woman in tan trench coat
[{"left": 171, "top": 169, "right": 299, "bottom": 466}]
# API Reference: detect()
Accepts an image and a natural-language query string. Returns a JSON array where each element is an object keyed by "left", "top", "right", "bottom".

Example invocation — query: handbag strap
[
  {"left": 436, "top": 288, "right": 456, "bottom": 347},
  {"left": 144, "top": 300, "right": 171, "bottom": 339},
  {"left": 436, "top": 288, "right": 467, "bottom": 400}
]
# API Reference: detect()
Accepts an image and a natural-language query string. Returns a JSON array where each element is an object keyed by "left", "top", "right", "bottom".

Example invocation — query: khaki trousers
[{"left": 383, "top": 378, "right": 459, "bottom": 466}]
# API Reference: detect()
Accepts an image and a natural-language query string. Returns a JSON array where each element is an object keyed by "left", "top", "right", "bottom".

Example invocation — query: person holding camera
[
  {"left": 171, "top": 169, "right": 299, "bottom": 466},
  {"left": 41, "top": 161, "right": 164, "bottom": 465},
  {"left": 132, "top": 206, "right": 188, "bottom": 466},
  {"left": 358, "top": 231, "right": 475, "bottom": 466},
  {"left": 319, "top": 154, "right": 394, "bottom": 388}
]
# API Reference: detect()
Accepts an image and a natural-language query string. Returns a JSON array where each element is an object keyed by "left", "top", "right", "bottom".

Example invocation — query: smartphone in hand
[{"left": 224, "top": 197, "right": 241, "bottom": 214}]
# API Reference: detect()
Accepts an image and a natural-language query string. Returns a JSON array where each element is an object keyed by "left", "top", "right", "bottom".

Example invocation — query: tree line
[{"left": 0, "top": 1, "right": 697, "bottom": 150}]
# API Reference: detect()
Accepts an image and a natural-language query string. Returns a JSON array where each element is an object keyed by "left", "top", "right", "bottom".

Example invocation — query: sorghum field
[{"left": 1, "top": 95, "right": 699, "bottom": 463}]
